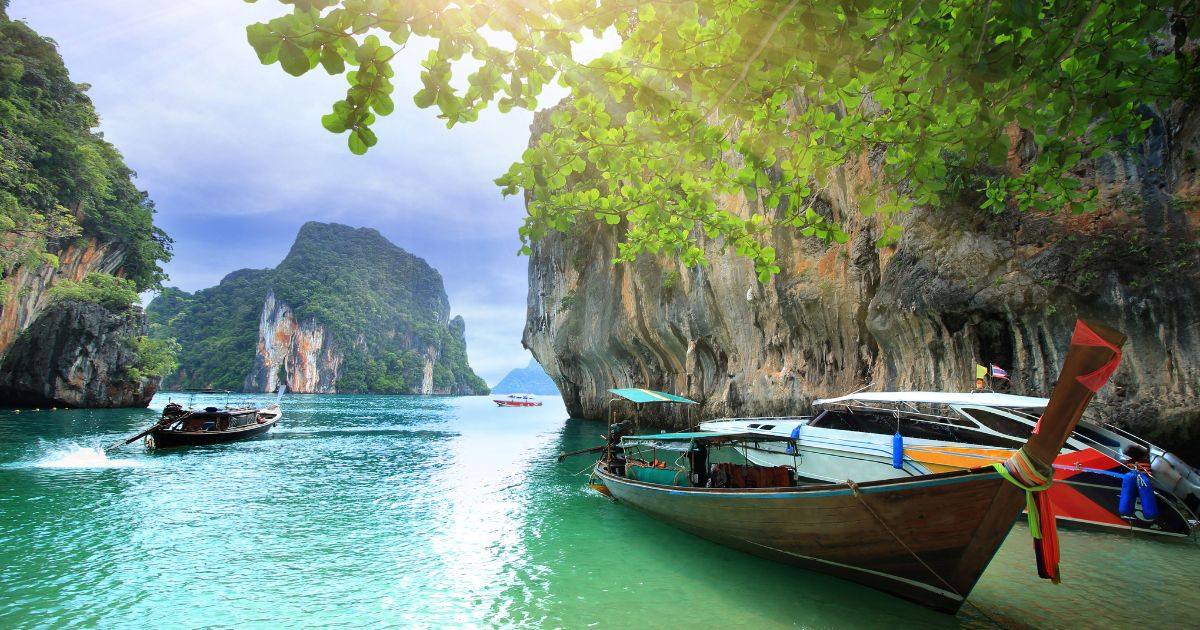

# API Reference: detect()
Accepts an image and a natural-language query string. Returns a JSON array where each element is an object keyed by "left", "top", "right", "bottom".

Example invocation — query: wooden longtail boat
[
  {"left": 593, "top": 320, "right": 1125, "bottom": 613},
  {"left": 104, "top": 388, "right": 285, "bottom": 453},
  {"left": 145, "top": 402, "right": 282, "bottom": 448}
]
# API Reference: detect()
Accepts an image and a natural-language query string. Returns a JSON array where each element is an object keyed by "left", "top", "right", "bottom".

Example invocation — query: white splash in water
[{"left": 36, "top": 444, "right": 145, "bottom": 469}]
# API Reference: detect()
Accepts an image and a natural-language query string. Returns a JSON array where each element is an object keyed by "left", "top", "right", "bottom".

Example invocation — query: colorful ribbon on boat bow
[
  {"left": 1032, "top": 320, "right": 1123, "bottom": 436},
  {"left": 993, "top": 447, "right": 1060, "bottom": 584}
]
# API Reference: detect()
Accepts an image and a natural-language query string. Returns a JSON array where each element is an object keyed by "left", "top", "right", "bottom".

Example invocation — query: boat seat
[{"left": 714, "top": 463, "right": 792, "bottom": 488}]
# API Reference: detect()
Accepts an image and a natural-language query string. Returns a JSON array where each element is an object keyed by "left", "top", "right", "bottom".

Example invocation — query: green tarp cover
[
  {"left": 624, "top": 431, "right": 719, "bottom": 441},
  {"left": 609, "top": 388, "right": 698, "bottom": 404},
  {"left": 627, "top": 464, "right": 690, "bottom": 486}
]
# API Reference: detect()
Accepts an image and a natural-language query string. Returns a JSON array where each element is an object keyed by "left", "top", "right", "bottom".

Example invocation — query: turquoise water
[{"left": 1, "top": 393, "right": 1198, "bottom": 628}]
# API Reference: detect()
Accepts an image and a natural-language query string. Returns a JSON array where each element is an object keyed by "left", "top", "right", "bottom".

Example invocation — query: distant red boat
[{"left": 494, "top": 394, "right": 543, "bottom": 407}]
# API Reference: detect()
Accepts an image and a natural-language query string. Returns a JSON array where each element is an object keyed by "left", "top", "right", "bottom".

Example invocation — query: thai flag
[{"left": 990, "top": 364, "right": 1010, "bottom": 379}]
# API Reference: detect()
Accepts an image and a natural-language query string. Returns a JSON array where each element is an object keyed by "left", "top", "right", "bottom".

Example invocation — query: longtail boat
[
  {"left": 592, "top": 320, "right": 1125, "bottom": 612},
  {"left": 144, "top": 401, "right": 282, "bottom": 448},
  {"left": 700, "top": 392, "right": 1199, "bottom": 537},
  {"left": 106, "top": 387, "right": 286, "bottom": 452}
]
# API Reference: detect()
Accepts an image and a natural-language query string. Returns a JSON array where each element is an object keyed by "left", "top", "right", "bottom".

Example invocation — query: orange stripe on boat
[{"left": 904, "top": 446, "right": 1013, "bottom": 470}]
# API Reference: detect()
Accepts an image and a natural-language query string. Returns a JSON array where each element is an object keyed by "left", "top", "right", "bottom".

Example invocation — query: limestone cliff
[
  {"left": 0, "top": 300, "right": 157, "bottom": 407},
  {"left": 0, "top": 238, "right": 126, "bottom": 358},
  {"left": 244, "top": 291, "right": 341, "bottom": 394},
  {"left": 0, "top": 10, "right": 171, "bottom": 408},
  {"left": 524, "top": 104, "right": 1200, "bottom": 459},
  {"left": 149, "top": 222, "right": 489, "bottom": 395}
]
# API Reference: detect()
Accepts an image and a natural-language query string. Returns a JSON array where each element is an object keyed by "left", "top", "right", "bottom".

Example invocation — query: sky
[{"left": 9, "top": 0, "right": 554, "bottom": 386}]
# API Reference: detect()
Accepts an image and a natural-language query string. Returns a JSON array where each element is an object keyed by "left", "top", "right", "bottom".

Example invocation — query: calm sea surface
[{"left": 1, "top": 393, "right": 1197, "bottom": 629}]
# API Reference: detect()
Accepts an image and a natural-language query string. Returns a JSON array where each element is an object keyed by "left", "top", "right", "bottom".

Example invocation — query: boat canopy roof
[
  {"left": 814, "top": 391, "right": 1048, "bottom": 409},
  {"left": 621, "top": 431, "right": 794, "bottom": 451},
  {"left": 609, "top": 388, "right": 698, "bottom": 404}
]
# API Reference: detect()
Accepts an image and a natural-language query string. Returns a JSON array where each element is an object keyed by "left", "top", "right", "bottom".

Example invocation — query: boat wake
[{"left": 34, "top": 443, "right": 145, "bottom": 469}]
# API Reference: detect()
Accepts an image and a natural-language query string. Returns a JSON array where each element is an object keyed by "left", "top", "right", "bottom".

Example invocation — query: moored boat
[
  {"left": 593, "top": 320, "right": 1126, "bottom": 612},
  {"left": 494, "top": 394, "right": 543, "bottom": 407},
  {"left": 700, "top": 393, "right": 1199, "bottom": 537}
]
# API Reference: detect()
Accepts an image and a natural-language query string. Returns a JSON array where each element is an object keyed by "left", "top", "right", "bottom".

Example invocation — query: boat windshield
[{"left": 957, "top": 406, "right": 1036, "bottom": 440}]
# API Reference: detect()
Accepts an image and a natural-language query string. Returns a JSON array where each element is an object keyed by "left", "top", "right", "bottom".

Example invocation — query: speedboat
[{"left": 494, "top": 394, "right": 543, "bottom": 407}]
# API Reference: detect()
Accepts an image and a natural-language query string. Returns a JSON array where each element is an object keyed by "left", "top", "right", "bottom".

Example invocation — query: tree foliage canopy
[
  {"left": 247, "top": 0, "right": 1198, "bottom": 280},
  {"left": 127, "top": 335, "right": 181, "bottom": 381}
]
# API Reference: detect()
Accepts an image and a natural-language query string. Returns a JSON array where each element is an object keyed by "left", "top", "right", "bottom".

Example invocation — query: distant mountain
[
  {"left": 147, "top": 222, "right": 488, "bottom": 395},
  {"left": 491, "top": 359, "right": 559, "bottom": 395}
]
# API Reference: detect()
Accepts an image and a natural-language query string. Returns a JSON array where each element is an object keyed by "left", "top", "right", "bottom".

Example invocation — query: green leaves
[
  {"left": 371, "top": 92, "right": 394, "bottom": 116},
  {"left": 246, "top": 23, "right": 281, "bottom": 64},
  {"left": 347, "top": 126, "right": 376, "bottom": 155},
  {"left": 248, "top": 0, "right": 1194, "bottom": 281},
  {"left": 320, "top": 45, "right": 345, "bottom": 74},
  {"left": 413, "top": 88, "right": 435, "bottom": 109},
  {"left": 320, "top": 100, "right": 350, "bottom": 133},
  {"left": 278, "top": 41, "right": 311, "bottom": 76}
]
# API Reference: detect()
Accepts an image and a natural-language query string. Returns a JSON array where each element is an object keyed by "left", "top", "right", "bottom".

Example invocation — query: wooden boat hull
[
  {"left": 150, "top": 414, "right": 280, "bottom": 448},
  {"left": 595, "top": 462, "right": 1017, "bottom": 613}
]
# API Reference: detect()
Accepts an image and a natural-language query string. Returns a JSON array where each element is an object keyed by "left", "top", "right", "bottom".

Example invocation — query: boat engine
[{"left": 1150, "top": 451, "right": 1200, "bottom": 514}]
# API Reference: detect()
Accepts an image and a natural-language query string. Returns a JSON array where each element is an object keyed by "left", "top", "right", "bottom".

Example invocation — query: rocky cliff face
[
  {"left": 0, "top": 300, "right": 157, "bottom": 407},
  {"left": 524, "top": 105, "right": 1200, "bottom": 458},
  {"left": 0, "top": 238, "right": 126, "bottom": 358},
  {"left": 0, "top": 238, "right": 160, "bottom": 409},
  {"left": 244, "top": 291, "right": 341, "bottom": 393}
]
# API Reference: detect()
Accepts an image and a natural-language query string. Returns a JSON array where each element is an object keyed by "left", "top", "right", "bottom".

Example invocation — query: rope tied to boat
[
  {"left": 992, "top": 447, "right": 1061, "bottom": 584},
  {"left": 845, "top": 479, "right": 964, "bottom": 600},
  {"left": 847, "top": 480, "right": 1008, "bottom": 627}
]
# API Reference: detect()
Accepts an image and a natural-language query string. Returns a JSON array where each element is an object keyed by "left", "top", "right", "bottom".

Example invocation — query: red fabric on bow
[{"left": 1071, "top": 321, "right": 1123, "bottom": 392}]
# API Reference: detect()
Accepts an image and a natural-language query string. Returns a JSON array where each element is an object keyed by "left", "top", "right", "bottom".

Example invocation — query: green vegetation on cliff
[
  {"left": 148, "top": 222, "right": 488, "bottom": 395},
  {"left": 272, "top": 222, "right": 452, "bottom": 356},
  {"left": 47, "top": 272, "right": 140, "bottom": 312},
  {"left": 0, "top": 7, "right": 171, "bottom": 289},
  {"left": 126, "top": 335, "right": 181, "bottom": 382},
  {"left": 147, "top": 270, "right": 272, "bottom": 390}
]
